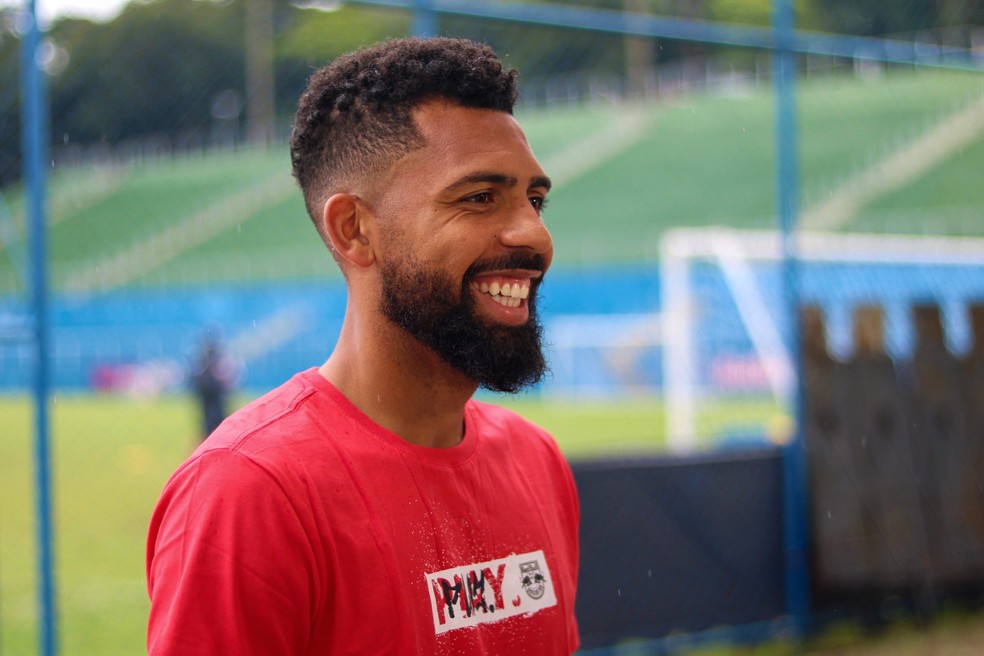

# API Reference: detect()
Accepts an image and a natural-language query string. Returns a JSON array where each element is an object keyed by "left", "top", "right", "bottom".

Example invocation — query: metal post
[
  {"left": 411, "top": 0, "right": 438, "bottom": 37},
  {"left": 245, "top": 0, "right": 275, "bottom": 146},
  {"left": 20, "top": 1, "right": 57, "bottom": 654},
  {"left": 772, "top": 0, "right": 809, "bottom": 635}
]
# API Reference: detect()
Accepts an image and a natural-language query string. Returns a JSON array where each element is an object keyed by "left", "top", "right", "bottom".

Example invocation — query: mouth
[
  {"left": 463, "top": 254, "right": 546, "bottom": 323},
  {"left": 467, "top": 269, "right": 541, "bottom": 325},
  {"left": 470, "top": 276, "right": 531, "bottom": 308}
]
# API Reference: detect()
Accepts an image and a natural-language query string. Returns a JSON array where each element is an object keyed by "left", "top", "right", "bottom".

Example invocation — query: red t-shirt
[{"left": 147, "top": 368, "right": 580, "bottom": 654}]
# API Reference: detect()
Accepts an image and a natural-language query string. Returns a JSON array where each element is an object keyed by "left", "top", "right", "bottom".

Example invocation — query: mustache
[{"left": 464, "top": 253, "right": 548, "bottom": 280}]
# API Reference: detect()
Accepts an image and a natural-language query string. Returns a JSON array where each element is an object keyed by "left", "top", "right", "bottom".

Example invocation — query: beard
[{"left": 380, "top": 252, "right": 549, "bottom": 394}]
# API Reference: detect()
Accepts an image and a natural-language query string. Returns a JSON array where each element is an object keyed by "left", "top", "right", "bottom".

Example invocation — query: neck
[{"left": 319, "top": 311, "right": 478, "bottom": 449}]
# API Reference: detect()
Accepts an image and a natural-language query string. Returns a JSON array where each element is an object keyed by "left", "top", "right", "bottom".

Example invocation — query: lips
[
  {"left": 463, "top": 254, "right": 545, "bottom": 318},
  {"left": 465, "top": 253, "right": 547, "bottom": 280}
]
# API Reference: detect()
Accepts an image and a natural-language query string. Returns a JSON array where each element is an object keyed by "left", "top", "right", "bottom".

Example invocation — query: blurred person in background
[
  {"left": 146, "top": 37, "right": 579, "bottom": 655},
  {"left": 188, "top": 327, "right": 236, "bottom": 441}
]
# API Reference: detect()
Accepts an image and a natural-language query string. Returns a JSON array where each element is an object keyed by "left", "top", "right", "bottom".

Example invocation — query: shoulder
[
  {"left": 199, "top": 368, "right": 355, "bottom": 463},
  {"left": 207, "top": 372, "right": 319, "bottom": 450},
  {"left": 149, "top": 374, "right": 336, "bottom": 562},
  {"left": 162, "top": 370, "right": 350, "bottom": 503}
]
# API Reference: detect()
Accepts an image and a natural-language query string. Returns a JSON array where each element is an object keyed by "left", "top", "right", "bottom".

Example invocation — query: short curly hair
[{"left": 289, "top": 37, "right": 519, "bottom": 236}]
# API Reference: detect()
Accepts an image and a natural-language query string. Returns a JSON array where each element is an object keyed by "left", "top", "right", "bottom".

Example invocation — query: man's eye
[
  {"left": 463, "top": 192, "right": 492, "bottom": 204},
  {"left": 530, "top": 196, "right": 549, "bottom": 212}
]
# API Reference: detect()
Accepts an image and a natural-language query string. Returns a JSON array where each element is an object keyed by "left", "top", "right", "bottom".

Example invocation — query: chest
[{"left": 304, "top": 450, "right": 571, "bottom": 654}]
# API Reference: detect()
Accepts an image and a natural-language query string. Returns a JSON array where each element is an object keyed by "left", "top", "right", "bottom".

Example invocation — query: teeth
[
  {"left": 474, "top": 279, "right": 531, "bottom": 306},
  {"left": 489, "top": 295, "right": 521, "bottom": 308}
]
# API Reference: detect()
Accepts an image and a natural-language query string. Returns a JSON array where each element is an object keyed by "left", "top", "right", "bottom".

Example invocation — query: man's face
[{"left": 373, "top": 101, "right": 554, "bottom": 393}]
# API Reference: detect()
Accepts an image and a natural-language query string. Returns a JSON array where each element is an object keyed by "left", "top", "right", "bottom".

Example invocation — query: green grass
[
  {"left": 0, "top": 391, "right": 784, "bottom": 654},
  {"left": 546, "top": 69, "right": 984, "bottom": 261},
  {"left": 497, "top": 393, "right": 785, "bottom": 459},
  {"left": 678, "top": 608, "right": 984, "bottom": 656},
  {"left": 4, "top": 392, "right": 982, "bottom": 655},
  {"left": 855, "top": 130, "right": 984, "bottom": 234},
  {"left": 52, "top": 150, "right": 284, "bottom": 278},
  {"left": 520, "top": 103, "right": 623, "bottom": 159},
  {"left": 0, "top": 394, "right": 199, "bottom": 655},
  {"left": 796, "top": 69, "right": 984, "bottom": 204},
  {"left": 130, "top": 193, "right": 341, "bottom": 286}
]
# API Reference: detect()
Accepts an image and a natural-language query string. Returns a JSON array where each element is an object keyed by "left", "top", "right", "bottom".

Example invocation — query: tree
[
  {"left": 707, "top": 0, "right": 822, "bottom": 30},
  {"left": 48, "top": 0, "right": 245, "bottom": 149},
  {"left": 275, "top": 4, "right": 409, "bottom": 116},
  {"left": 0, "top": 8, "right": 21, "bottom": 186},
  {"left": 816, "top": 0, "right": 937, "bottom": 36}
]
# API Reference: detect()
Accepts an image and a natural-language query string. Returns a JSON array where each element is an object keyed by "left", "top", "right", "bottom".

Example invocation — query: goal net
[{"left": 660, "top": 226, "right": 984, "bottom": 452}]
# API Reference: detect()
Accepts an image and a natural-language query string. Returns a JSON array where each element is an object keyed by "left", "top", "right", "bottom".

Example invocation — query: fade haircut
[{"left": 289, "top": 37, "right": 519, "bottom": 242}]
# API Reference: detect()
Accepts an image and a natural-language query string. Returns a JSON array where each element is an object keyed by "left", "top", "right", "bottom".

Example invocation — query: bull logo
[{"left": 519, "top": 560, "right": 546, "bottom": 600}]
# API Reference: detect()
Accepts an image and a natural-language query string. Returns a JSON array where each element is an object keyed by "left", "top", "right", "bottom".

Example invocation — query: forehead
[
  {"left": 413, "top": 100, "right": 528, "bottom": 148},
  {"left": 393, "top": 100, "right": 544, "bottom": 184}
]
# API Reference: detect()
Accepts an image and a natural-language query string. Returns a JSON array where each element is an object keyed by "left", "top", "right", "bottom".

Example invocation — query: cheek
[
  {"left": 399, "top": 222, "right": 495, "bottom": 279},
  {"left": 429, "top": 230, "right": 486, "bottom": 264}
]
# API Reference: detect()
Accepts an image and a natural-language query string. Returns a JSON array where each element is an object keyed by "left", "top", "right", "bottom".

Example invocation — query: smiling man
[{"left": 146, "top": 38, "right": 580, "bottom": 654}]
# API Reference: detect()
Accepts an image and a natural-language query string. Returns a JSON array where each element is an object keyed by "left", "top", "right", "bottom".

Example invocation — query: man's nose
[{"left": 498, "top": 200, "right": 553, "bottom": 257}]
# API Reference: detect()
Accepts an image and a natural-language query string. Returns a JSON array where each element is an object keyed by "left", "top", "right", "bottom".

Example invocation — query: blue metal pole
[
  {"left": 772, "top": 0, "right": 809, "bottom": 636},
  {"left": 344, "top": 0, "right": 982, "bottom": 71},
  {"left": 20, "top": 1, "right": 57, "bottom": 654},
  {"left": 411, "top": 0, "right": 438, "bottom": 37}
]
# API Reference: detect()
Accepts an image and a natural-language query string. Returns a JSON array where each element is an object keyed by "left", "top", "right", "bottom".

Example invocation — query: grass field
[
  {"left": 685, "top": 611, "right": 984, "bottom": 656},
  {"left": 2, "top": 392, "right": 981, "bottom": 654},
  {"left": 0, "top": 390, "right": 782, "bottom": 654},
  {"left": 581, "top": 609, "right": 984, "bottom": 655},
  {"left": 1, "top": 391, "right": 685, "bottom": 654}
]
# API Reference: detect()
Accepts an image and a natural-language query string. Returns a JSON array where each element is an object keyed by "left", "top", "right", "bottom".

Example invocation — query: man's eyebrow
[{"left": 440, "top": 172, "right": 552, "bottom": 194}]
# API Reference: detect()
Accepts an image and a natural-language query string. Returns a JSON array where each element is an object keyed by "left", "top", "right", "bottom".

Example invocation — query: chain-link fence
[{"left": 2, "top": 0, "right": 984, "bottom": 653}]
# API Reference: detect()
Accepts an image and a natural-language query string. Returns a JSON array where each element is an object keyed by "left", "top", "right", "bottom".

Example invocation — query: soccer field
[
  {"left": 2, "top": 393, "right": 982, "bottom": 656},
  {"left": 0, "top": 390, "right": 786, "bottom": 654}
]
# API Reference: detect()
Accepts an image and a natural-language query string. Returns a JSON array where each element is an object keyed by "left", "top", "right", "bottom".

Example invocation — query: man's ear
[{"left": 321, "top": 193, "right": 375, "bottom": 268}]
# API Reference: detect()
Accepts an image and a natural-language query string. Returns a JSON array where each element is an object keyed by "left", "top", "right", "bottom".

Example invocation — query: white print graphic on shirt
[{"left": 426, "top": 550, "right": 557, "bottom": 635}]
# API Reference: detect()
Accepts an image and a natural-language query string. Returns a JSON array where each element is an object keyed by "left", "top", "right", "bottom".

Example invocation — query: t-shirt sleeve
[{"left": 146, "top": 449, "right": 320, "bottom": 655}]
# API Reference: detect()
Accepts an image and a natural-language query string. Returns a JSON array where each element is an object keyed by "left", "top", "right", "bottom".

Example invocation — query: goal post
[{"left": 660, "top": 226, "right": 984, "bottom": 452}]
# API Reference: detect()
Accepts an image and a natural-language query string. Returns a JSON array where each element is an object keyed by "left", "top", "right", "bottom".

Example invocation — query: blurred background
[{"left": 2, "top": 0, "right": 984, "bottom": 653}]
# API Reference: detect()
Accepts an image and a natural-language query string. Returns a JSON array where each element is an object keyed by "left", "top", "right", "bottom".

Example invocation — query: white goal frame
[{"left": 660, "top": 226, "right": 984, "bottom": 453}]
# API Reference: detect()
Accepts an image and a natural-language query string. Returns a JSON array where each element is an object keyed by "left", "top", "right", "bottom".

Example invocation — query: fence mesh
[{"left": 1, "top": 0, "right": 984, "bottom": 653}]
